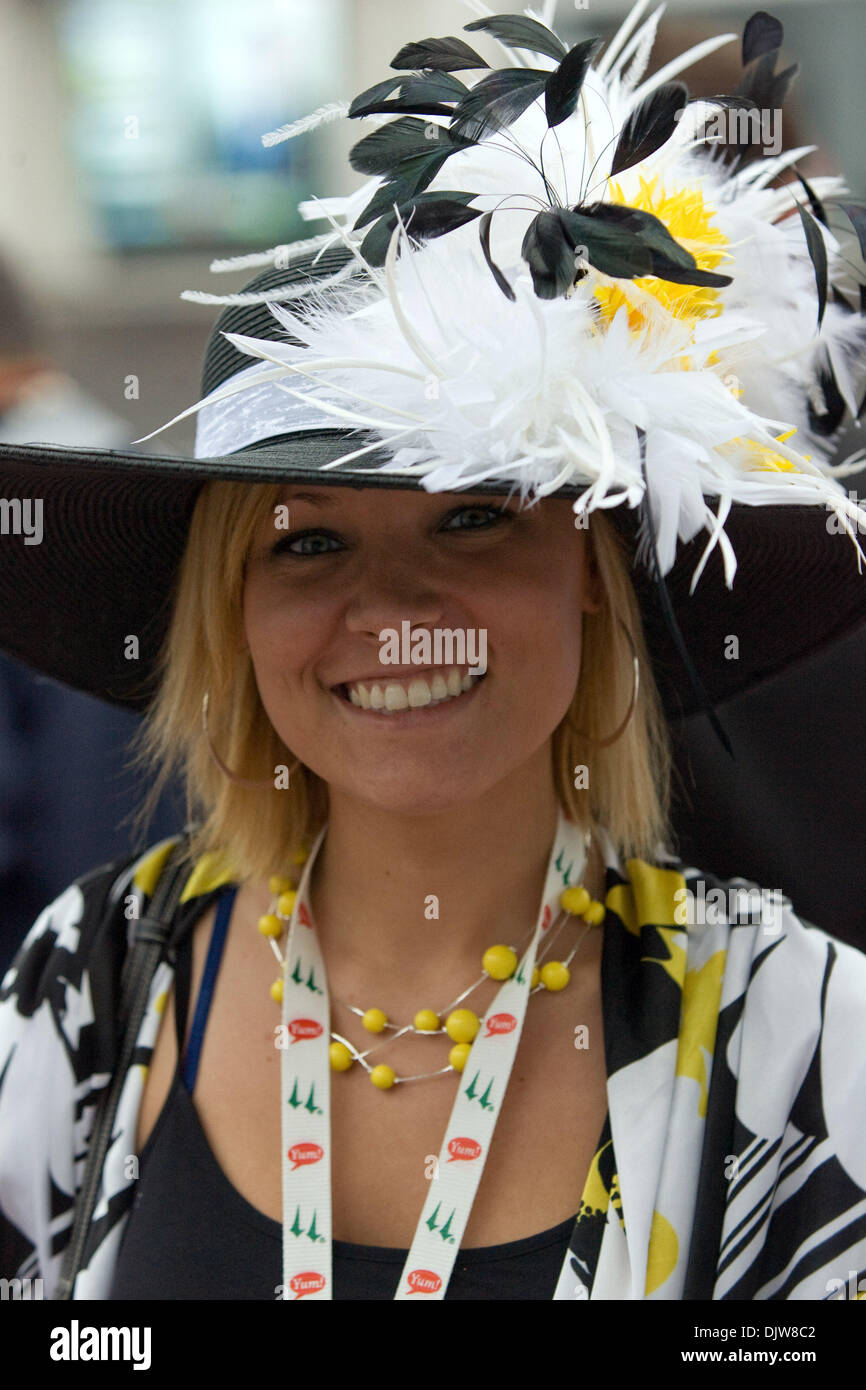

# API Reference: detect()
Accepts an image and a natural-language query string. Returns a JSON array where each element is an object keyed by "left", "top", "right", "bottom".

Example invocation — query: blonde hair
[{"left": 130, "top": 480, "right": 675, "bottom": 882}]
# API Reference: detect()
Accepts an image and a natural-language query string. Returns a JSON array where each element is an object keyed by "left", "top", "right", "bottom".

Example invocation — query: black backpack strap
[{"left": 54, "top": 833, "right": 194, "bottom": 1300}]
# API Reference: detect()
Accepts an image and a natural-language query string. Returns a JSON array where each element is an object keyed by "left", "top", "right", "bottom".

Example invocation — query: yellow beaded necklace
[{"left": 258, "top": 847, "right": 606, "bottom": 1091}]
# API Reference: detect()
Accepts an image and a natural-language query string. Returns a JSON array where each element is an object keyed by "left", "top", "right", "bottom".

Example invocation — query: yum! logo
[
  {"left": 447, "top": 1137, "right": 482, "bottom": 1163},
  {"left": 288, "top": 1142, "right": 324, "bottom": 1171},
  {"left": 287, "top": 1018, "right": 322, "bottom": 1043},
  {"left": 289, "top": 1272, "right": 326, "bottom": 1300},
  {"left": 484, "top": 1012, "right": 517, "bottom": 1038},
  {"left": 406, "top": 1269, "right": 442, "bottom": 1295}
]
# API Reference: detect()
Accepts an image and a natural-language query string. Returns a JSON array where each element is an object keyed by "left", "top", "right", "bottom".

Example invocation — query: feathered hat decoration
[{"left": 137, "top": 1, "right": 866, "bottom": 751}]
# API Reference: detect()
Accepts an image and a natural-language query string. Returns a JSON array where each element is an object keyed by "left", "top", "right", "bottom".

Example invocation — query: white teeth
[
  {"left": 408, "top": 680, "right": 432, "bottom": 708},
  {"left": 342, "top": 667, "right": 484, "bottom": 713}
]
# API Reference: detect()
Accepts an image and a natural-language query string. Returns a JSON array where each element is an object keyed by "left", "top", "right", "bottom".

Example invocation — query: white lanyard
[{"left": 278, "top": 809, "right": 586, "bottom": 1300}]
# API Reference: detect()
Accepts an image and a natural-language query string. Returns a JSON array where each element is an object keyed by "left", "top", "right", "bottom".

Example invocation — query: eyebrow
[{"left": 280, "top": 490, "right": 339, "bottom": 506}]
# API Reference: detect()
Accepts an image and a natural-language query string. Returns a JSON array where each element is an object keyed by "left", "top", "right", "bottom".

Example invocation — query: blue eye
[
  {"left": 272, "top": 530, "right": 342, "bottom": 557},
  {"left": 441, "top": 504, "right": 514, "bottom": 531},
  {"left": 270, "top": 504, "right": 513, "bottom": 558}
]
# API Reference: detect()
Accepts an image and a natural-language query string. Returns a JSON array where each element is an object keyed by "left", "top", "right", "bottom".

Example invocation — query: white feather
[
  {"left": 206, "top": 233, "right": 337, "bottom": 275},
  {"left": 261, "top": 102, "right": 350, "bottom": 148},
  {"left": 629, "top": 33, "right": 738, "bottom": 106},
  {"left": 147, "top": 3, "right": 866, "bottom": 588},
  {"left": 618, "top": 6, "right": 667, "bottom": 93},
  {"left": 596, "top": 0, "right": 655, "bottom": 78},
  {"left": 180, "top": 258, "right": 361, "bottom": 307},
  {"left": 732, "top": 146, "right": 819, "bottom": 190}
]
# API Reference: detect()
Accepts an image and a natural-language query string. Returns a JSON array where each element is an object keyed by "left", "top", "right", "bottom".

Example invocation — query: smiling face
[{"left": 241, "top": 485, "right": 601, "bottom": 816}]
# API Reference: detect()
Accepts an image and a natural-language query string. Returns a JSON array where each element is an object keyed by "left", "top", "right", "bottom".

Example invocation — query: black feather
[
  {"left": 479, "top": 211, "right": 516, "bottom": 301},
  {"left": 354, "top": 101, "right": 457, "bottom": 118},
  {"left": 807, "top": 362, "right": 846, "bottom": 436},
  {"left": 351, "top": 119, "right": 476, "bottom": 231},
  {"left": 610, "top": 82, "right": 688, "bottom": 177},
  {"left": 450, "top": 68, "right": 548, "bottom": 143},
  {"left": 352, "top": 138, "right": 471, "bottom": 229},
  {"left": 349, "top": 115, "right": 475, "bottom": 189},
  {"left": 696, "top": 94, "right": 759, "bottom": 110},
  {"left": 566, "top": 204, "right": 732, "bottom": 287},
  {"left": 359, "top": 193, "right": 482, "bottom": 267},
  {"left": 644, "top": 257, "right": 732, "bottom": 288},
  {"left": 521, "top": 210, "right": 585, "bottom": 299},
  {"left": 349, "top": 116, "right": 437, "bottom": 176},
  {"left": 397, "top": 73, "right": 468, "bottom": 103},
  {"left": 545, "top": 38, "right": 604, "bottom": 130},
  {"left": 391, "top": 36, "right": 489, "bottom": 72},
  {"left": 792, "top": 169, "right": 828, "bottom": 228},
  {"left": 735, "top": 53, "right": 799, "bottom": 118},
  {"left": 354, "top": 177, "right": 416, "bottom": 231},
  {"left": 637, "top": 427, "right": 735, "bottom": 761},
  {"left": 742, "top": 11, "right": 784, "bottom": 67},
  {"left": 689, "top": 95, "right": 758, "bottom": 156},
  {"left": 349, "top": 77, "right": 404, "bottom": 118},
  {"left": 558, "top": 208, "right": 654, "bottom": 281},
  {"left": 463, "top": 14, "right": 568, "bottom": 63},
  {"left": 349, "top": 72, "right": 468, "bottom": 119},
  {"left": 838, "top": 203, "right": 866, "bottom": 260},
  {"left": 712, "top": 52, "right": 798, "bottom": 171},
  {"left": 796, "top": 201, "right": 828, "bottom": 329}
]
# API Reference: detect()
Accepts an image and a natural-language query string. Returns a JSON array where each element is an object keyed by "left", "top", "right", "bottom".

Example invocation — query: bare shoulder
[{"left": 136, "top": 874, "right": 277, "bottom": 1154}]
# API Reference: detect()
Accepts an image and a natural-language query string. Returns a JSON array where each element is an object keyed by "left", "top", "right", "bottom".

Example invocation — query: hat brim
[{"left": 1, "top": 437, "right": 865, "bottom": 721}]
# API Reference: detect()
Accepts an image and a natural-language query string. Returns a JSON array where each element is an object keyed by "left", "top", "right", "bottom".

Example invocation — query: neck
[{"left": 307, "top": 758, "right": 597, "bottom": 990}]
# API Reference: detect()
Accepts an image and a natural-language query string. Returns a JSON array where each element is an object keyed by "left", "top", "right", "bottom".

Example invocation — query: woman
[
  {"left": 119, "top": 475, "right": 633, "bottom": 1299},
  {"left": 2, "top": 2, "right": 866, "bottom": 1301}
]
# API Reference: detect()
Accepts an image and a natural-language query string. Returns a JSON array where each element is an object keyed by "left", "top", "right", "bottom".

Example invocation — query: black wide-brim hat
[{"left": 1, "top": 244, "right": 865, "bottom": 731}]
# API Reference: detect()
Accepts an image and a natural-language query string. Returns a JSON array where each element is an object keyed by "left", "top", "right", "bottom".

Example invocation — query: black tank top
[{"left": 110, "top": 887, "right": 578, "bottom": 1300}]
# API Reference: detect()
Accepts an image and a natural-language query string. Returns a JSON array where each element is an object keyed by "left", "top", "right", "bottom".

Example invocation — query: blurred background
[{"left": 0, "top": 0, "right": 864, "bottom": 969}]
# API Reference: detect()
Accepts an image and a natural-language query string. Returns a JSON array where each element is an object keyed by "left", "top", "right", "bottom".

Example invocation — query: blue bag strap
[{"left": 180, "top": 884, "right": 238, "bottom": 1093}]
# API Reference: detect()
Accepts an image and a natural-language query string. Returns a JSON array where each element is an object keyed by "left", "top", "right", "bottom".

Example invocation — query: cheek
[
  {"left": 241, "top": 579, "right": 279, "bottom": 670},
  {"left": 479, "top": 591, "right": 583, "bottom": 731},
  {"left": 242, "top": 574, "right": 323, "bottom": 664},
  {"left": 496, "top": 550, "right": 586, "bottom": 656}
]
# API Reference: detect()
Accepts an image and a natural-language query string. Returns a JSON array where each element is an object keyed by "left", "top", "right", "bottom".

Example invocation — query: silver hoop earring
[
  {"left": 201, "top": 691, "right": 301, "bottom": 788},
  {"left": 566, "top": 616, "right": 640, "bottom": 748}
]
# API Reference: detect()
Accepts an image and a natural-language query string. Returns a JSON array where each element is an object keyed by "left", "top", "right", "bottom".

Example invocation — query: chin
[{"left": 321, "top": 770, "right": 497, "bottom": 818}]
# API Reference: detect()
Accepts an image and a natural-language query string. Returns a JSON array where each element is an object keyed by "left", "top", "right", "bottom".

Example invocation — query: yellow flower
[
  {"left": 593, "top": 175, "right": 730, "bottom": 336},
  {"left": 720, "top": 429, "right": 810, "bottom": 473}
]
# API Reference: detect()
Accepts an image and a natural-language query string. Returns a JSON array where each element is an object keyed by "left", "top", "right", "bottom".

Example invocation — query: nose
[{"left": 343, "top": 550, "right": 446, "bottom": 638}]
